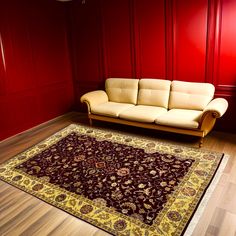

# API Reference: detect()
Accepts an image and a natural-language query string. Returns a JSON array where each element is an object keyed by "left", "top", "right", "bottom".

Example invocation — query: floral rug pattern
[{"left": 0, "top": 124, "right": 224, "bottom": 236}]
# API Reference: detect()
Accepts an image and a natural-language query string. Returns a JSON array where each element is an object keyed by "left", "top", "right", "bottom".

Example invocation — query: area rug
[{"left": 0, "top": 124, "right": 228, "bottom": 236}]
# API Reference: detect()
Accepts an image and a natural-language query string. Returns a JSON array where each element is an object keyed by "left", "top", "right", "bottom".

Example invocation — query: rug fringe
[{"left": 183, "top": 154, "right": 229, "bottom": 236}]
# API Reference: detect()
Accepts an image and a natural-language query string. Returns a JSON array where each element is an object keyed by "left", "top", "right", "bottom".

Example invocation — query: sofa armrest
[
  {"left": 80, "top": 90, "right": 108, "bottom": 113},
  {"left": 199, "top": 98, "right": 228, "bottom": 136},
  {"left": 203, "top": 98, "right": 228, "bottom": 118}
]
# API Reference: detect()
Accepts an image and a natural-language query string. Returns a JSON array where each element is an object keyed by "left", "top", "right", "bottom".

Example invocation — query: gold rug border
[
  {"left": 0, "top": 123, "right": 226, "bottom": 236},
  {"left": 0, "top": 123, "right": 223, "bottom": 165},
  {"left": 183, "top": 154, "right": 229, "bottom": 236}
]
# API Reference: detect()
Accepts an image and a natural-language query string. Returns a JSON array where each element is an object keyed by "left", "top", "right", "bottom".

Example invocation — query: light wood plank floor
[{"left": 0, "top": 112, "right": 236, "bottom": 236}]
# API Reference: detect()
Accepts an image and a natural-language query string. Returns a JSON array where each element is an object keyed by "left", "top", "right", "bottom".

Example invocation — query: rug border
[
  {"left": 182, "top": 153, "right": 229, "bottom": 236},
  {"left": 0, "top": 124, "right": 117, "bottom": 235},
  {"left": 0, "top": 123, "right": 228, "bottom": 236},
  {"left": 0, "top": 123, "right": 224, "bottom": 165},
  {"left": 0, "top": 124, "right": 76, "bottom": 165},
  {"left": 0, "top": 178, "right": 116, "bottom": 236}
]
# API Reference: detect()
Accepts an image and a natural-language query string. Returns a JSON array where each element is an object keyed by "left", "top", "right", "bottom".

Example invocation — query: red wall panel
[
  {"left": 38, "top": 84, "right": 74, "bottom": 121},
  {"left": 28, "top": 4, "right": 72, "bottom": 87},
  {"left": 217, "top": 0, "right": 236, "bottom": 90},
  {"left": 213, "top": 0, "right": 236, "bottom": 131},
  {"left": 3, "top": 93, "right": 40, "bottom": 136},
  {"left": 70, "top": 0, "right": 236, "bottom": 132},
  {"left": 1, "top": 0, "right": 235, "bottom": 139},
  {"left": 69, "top": 0, "right": 102, "bottom": 84},
  {"left": 1, "top": 2, "right": 34, "bottom": 94},
  {"left": 0, "top": 0, "right": 74, "bottom": 141},
  {"left": 0, "top": 34, "right": 6, "bottom": 96},
  {"left": 173, "top": 0, "right": 208, "bottom": 82},
  {"left": 102, "top": 0, "right": 133, "bottom": 77},
  {"left": 68, "top": 0, "right": 104, "bottom": 108},
  {"left": 134, "top": 0, "right": 166, "bottom": 78}
]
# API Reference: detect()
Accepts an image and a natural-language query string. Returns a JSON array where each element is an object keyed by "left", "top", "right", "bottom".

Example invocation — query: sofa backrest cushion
[
  {"left": 169, "top": 80, "right": 215, "bottom": 110},
  {"left": 105, "top": 78, "right": 139, "bottom": 104},
  {"left": 138, "top": 79, "right": 171, "bottom": 108}
]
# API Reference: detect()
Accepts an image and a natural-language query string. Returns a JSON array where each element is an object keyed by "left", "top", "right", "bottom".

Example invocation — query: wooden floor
[{"left": 0, "top": 112, "right": 236, "bottom": 236}]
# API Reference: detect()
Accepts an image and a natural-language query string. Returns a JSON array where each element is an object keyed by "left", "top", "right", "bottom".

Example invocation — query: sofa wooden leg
[
  {"left": 199, "top": 137, "right": 204, "bottom": 148},
  {"left": 89, "top": 118, "right": 93, "bottom": 126}
]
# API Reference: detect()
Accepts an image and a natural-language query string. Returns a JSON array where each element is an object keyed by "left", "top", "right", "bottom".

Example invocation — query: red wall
[
  {"left": 0, "top": 0, "right": 74, "bottom": 141},
  {"left": 0, "top": 0, "right": 235, "bottom": 141},
  {"left": 69, "top": 0, "right": 236, "bottom": 132}
]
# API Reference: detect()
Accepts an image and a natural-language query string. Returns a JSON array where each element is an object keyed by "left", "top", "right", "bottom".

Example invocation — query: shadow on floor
[{"left": 71, "top": 112, "right": 201, "bottom": 148}]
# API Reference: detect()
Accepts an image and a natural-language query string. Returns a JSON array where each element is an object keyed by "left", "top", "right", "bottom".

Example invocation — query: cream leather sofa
[{"left": 81, "top": 78, "right": 228, "bottom": 147}]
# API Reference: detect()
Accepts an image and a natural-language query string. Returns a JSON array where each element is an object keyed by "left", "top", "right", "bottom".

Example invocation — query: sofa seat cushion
[
  {"left": 155, "top": 109, "right": 203, "bottom": 129},
  {"left": 91, "top": 102, "right": 134, "bottom": 118},
  {"left": 119, "top": 105, "right": 167, "bottom": 123}
]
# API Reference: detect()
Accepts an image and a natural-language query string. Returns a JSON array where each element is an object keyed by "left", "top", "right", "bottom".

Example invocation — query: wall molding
[
  {"left": 131, "top": 0, "right": 142, "bottom": 78},
  {"left": 129, "top": 0, "right": 137, "bottom": 78},
  {"left": 216, "top": 84, "right": 236, "bottom": 91},
  {"left": 99, "top": 0, "right": 108, "bottom": 79},
  {"left": 71, "top": 0, "right": 236, "bottom": 93},
  {"left": 213, "top": 0, "right": 223, "bottom": 89},
  {"left": 205, "top": 0, "right": 216, "bottom": 83},
  {"left": 69, "top": 0, "right": 236, "bottom": 131},
  {"left": 165, "top": 0, "right": 173, "bottom": 81}
]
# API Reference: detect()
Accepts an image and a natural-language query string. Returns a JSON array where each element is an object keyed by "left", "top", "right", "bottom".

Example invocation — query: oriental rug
[{"left": 0, "top": 124, "right": 228, "bottom": 236}]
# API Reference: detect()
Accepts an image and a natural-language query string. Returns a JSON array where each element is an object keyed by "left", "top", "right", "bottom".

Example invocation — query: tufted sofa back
[
  {"left": 169, "top": 80, "right": 215, "bottom": 110},
  {"left": 138, "top": 79, "right": 171, "bottom": 108},
  {"left": 105, "top": 78, "right": 139, "bottom": 104},
  {"left": 105, "top": 78, "right": 215, "bottom": 111}
]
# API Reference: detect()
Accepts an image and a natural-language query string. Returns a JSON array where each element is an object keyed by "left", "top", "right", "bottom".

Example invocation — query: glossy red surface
[
  {"left": 173, "top": 0, "right": 208, "bottom": 82},
  {"left": 102, "top": 0, "right": 134, "bottom": 77},
  {"left": 70, "top": 0, "right": 236, "bottom": 132},
  {"left": 134, "top": 0, "right": 166, "bottom": 78},
  {"left": 217, "top": 0, "right": 236, "bottom": 89},
  {"left": 0, "top": 0, "right": 236, "bottom": 141},
  {"left": 0, "top": 0, "right": 74, "bottom": 141}
]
